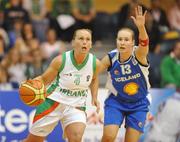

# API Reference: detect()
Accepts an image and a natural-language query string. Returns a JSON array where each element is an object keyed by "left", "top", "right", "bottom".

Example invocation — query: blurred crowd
[{"left": 0, "top": 0, "right": 180, "bottom": 92}]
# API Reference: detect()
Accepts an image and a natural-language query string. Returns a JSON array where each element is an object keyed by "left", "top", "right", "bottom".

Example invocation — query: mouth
[
  {"left": 119, "top": 47, "right": 126, "bottom": 49},
  {"left": 82, "top": 47, "right": 87, "bottom": 50}
]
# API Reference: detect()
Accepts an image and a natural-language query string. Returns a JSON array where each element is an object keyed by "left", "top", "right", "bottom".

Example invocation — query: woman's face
[
  {"left": 72, "top": 30, "right": 92, "bottom": 54},
  {"left": 116, "top": 29, "right": 134, "bottom": 53}
]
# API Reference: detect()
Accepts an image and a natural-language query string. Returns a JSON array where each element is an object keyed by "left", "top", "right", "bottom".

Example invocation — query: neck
[
  {"left": 119, "top": 52, "right": 132, "bottom": 62},
  {"left": 74, "top": 51, "right": 87, "bottom": 64}
]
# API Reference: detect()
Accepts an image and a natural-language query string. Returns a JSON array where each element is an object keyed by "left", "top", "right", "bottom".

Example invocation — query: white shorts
[{"left": 30, "top": 98, "right": 86, "bottom": 137}]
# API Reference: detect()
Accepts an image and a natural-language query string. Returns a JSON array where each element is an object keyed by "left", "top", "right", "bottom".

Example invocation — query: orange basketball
[{"left": 19, "top": 79, "right": 46, "bottom": 107}]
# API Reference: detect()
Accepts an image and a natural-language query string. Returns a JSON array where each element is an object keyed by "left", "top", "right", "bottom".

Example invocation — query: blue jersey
[{"left": 105, "top": 49, "right": 151, "bottom": 108}]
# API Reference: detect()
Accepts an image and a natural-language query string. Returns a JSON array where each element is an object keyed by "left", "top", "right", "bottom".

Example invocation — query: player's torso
[
  {"left": 47, "top": 50, "right": 95, "bottom": 106},
  {"left": 106, "top": 50, "right": 150, "bottom": 102}
]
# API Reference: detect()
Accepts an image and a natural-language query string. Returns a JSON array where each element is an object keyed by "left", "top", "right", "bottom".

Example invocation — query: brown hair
[
  {"left": 117, "top": 28, "right": 135, "bottom": 40},
  {"left": 72, "top": 29, "right": 92, "bottom": 40}
]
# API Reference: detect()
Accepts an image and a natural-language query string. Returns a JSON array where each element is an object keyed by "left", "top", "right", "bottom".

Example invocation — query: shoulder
[{"left": 50, "top": 54, "right": 65, "bottom": 71}]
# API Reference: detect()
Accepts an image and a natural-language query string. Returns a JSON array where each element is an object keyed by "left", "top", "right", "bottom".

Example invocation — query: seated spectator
[
  {"left": 117, "top": 0, "right": 147, "bottom": 43},
  {"left": 160, "top": 41, "right": 180, "bottom": 91},
  {"left": 150, "top": 0, "right": 169, "bottom": 34},
  {"left": 23, "top": 0, "right": 49, "bottom": 42},
  {"left": 8, "top": 19, "right": 23, "bottom": 47},
  {"left": 1, "top": 47, "right": 26, "bottom": 86},
  {"left": 0, "top": 35, "right": 6, "bottom": 61},
  {"left": 72, "top": 0, "right": 102, "bottom": 44},
  {"left": 168, "top": 0, "right": 180, "bottom": 32},
  {"left": 41, "top": 28, "right": 65, "bottom": 60},
  {"left": 4, "top": 0, "right": 30, "bottom": 31},
  {"left": 0, "top": 65, "right": 13, "bottom": 90},
  {"left": 21, "top": 22, "right": 36, "bottom": 47},
  {"left": 48, "top": 0, "right": 75, "bottom": 42},
  {"left": 25, "top": 48, "right": 48, "bottom": 79}
]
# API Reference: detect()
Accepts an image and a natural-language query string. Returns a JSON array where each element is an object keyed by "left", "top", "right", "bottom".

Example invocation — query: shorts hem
[{"left": 29, "top": 130, "right": 47, "bottom": 137}]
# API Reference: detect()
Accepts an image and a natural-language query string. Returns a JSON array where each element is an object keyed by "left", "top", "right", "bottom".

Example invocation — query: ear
[
  {"left": 132, "top": 39, "right": 135, "bottom": 46},
  {"left": 71, "top": 40, "right": 74, "bottom": 47}
]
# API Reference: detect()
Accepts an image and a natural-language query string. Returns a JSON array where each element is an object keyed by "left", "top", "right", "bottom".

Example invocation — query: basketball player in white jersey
[{"left": 23, "top": 29, "right": 101, "bottom": 142}]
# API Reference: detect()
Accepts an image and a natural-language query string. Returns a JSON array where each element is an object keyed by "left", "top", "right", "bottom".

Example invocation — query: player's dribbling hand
[{"left": 91, "top": 99, "right": 100, "bottom": 113}]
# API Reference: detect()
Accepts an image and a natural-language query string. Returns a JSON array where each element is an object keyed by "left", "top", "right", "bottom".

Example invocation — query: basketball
[{"left": 19, "top": 79, "right": 46, "bottom": 107}]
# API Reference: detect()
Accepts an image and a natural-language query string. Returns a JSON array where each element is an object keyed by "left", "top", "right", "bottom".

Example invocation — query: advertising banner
[
  {"left": 0, "top": 90, "right": 64, "bottom": 142},
  {"left": 0, "top": 88, "right": 177, "bottom": 142}
]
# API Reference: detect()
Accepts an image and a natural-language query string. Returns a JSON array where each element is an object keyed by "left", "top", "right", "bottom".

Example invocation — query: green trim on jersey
[
  {"left": 47, "top": 52, "right": 66, "bottom": 94},
  {"left": 70, "top": 50, "right": 89, "bottom": 70},
  {"left": 35, "top": 98, "right": 56, "bottom": 115},
  {"left": 93, "top": 55, "right": 96, "bottom": 73}
]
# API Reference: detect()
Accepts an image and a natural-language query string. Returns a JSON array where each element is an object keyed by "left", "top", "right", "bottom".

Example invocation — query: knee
[
  {"left": 101, "top": 134, "right": 116, "bottom": 142},
  {"left": 68, "top": 132, "right": 83, "bottom": 142}
]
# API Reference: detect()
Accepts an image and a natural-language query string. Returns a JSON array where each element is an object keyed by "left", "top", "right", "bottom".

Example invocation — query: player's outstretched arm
[
  {"left": 131, "top": 5, "right": 149, "bottom": 65},
  {"left": 98, "top": 55, "right": 111, "bottom": 73},
  {"left": 90, "top": 59, "right": 101, "bottom": 113},
  {"left": 35, "top": 55, "right": 62, "bottom": 86}
]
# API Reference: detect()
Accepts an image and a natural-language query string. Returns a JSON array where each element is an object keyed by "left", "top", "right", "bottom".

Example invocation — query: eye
[
  {"left": 125, "top": 38, "right": 129, "bottom": 41},
  {"left": 79, "top": 37, "right": 83, "bottom": 40},
  {"left": 118, "top": 38, "right": 122, "bottom": 41}
]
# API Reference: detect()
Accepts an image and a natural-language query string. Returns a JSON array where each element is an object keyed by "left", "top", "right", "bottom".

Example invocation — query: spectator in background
[
  {"left": 160, "top": 41, "right": 180, "bottom": 91},
  {"left": 23, "top": 0, "right": 49, "bottom": 42},
  {"left": 8, "top": 19, "right": 23, "bottom": 47},
  {"left": 41, "top": 28, "right": 65, "bottom": 61},
  {"left": 117, "top": 0, "right": 147, "bottom": 43},
  {"left": 21, "top": 22, "right": 36, "bottom": 47},
  {"left": 72, "top": 0, "right": 102, "bottom": 45},
  {"left": 0, "top": 65, "right": 13, "bottom": 90},
  {"left": 150, "top": 0, "right": 169, "bottom": 34},
  {"left": 48, "top": 0, "right": 75, "bottom": 42},
  {"left": 0, "top": 10, "right": 5, "bottom": 29},
  {"left": 25, "top": 48, "right": 48, "bottom": 79},
  {"left": 1, "top": 47, "right": 26, "bottom": 86},
  {"left": 0, "top": 35, "right": 6, "bottom": 61},
  {"left": 168, "top": 0, "right": 180, "bottom": 32},
  {"left": 4, "top": 0, "right": 30, "bottom": 31}
]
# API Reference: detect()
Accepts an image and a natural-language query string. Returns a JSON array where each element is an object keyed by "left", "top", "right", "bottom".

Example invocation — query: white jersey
[{"left": 47, "top": 50, "right": 96, "bottom": 107}]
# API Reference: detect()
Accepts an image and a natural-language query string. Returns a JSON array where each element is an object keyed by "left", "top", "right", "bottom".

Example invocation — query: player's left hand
[
  {"left": 92, "top": 99, "right": 100, "bottom": 113},
  {"left": 131, "top": 5, "right": 147, "bottom": 28}
]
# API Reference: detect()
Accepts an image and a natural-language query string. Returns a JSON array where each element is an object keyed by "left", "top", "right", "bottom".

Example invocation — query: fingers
[
  {"left": 135, "top": 5, "right": 144, "bottom": 16},
  {"left": 143, "top": 10, "right": 147, "bottom": 17},
  {"left": 137, "top": 5, "right": 143, "bottom": 16}
]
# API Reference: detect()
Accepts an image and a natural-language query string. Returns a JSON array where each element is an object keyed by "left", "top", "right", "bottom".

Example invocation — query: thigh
[
  {"left": 30, "top": 99, "right": 61, "bottom": 137},
  {"left": 62, "top": 107, "right": 86, "bottom": 129},
  {"left": 125, "top": 110, "right": 147, "bottom": 133},
  {"left": 65, "top": 122, "right": 86, "bottom": 141},
  {"left": 125, "top": 127, "right": 142, "bottom": 142},
  {"left": 62, "top": 107, "right": 86, "bottom": 140},
  {"left": 104, "top": 105, "right": 124, "bottom": 126}
]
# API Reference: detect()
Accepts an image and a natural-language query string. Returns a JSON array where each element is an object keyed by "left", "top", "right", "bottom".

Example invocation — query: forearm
[
  {"left": 34, "top": 75, "right": 49, "bottom": 86},
  {"left": 138, "top": 25, "right": 148, "bottom": 40},
  {"left": 90, "top": 77, "right": 99, "bottom": 101}
]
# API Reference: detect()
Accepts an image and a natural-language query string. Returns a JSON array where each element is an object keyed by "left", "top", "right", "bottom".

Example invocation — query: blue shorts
[{"left": 104, "top": 105, "right": 148, "bottom": 132}]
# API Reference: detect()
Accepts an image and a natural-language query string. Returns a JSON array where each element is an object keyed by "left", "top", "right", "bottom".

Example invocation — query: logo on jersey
[
  {"left": 138, "top": 122, "right": 143, "bottom": 128},
  {"left": 114, "top": 69, "right": 120, "bottom": 75},
  {"left": 123, "top": 82, "right": 139, "bottom": 95},
  {"left": 74, "top": 74, "right": 81, "bottom": 85},
  {"left": 86, "top": 75, "right": 90, "bottom": 82},
  {"left": 64, "top": 73, "right": 72, "bottom": 76},
  {"left": 132, "top": 57, "right": 138, "bottom": 65}
]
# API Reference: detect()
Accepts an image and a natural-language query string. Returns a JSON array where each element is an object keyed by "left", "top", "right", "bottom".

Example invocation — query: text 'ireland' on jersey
[{"left": 47, "top": 50, "right": 96, "bottom": 107}]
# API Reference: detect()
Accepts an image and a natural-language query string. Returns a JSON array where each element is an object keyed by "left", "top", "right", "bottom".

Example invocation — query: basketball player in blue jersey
[
  {"left": 23, "top": 29, "right": 101, "bottom": 142},
  {"left": 99, "top": 6, "right": 151, "bottom": 142}
]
